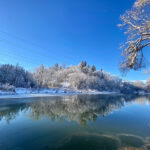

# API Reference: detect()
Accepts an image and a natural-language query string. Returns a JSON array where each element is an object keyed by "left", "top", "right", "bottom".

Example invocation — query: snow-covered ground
[{"left": 0, "top": 88, "right": 119, "bottom": 99}]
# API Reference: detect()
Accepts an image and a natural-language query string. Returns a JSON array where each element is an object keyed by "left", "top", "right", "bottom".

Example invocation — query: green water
[{"left": 0, "top": 94, "right": 150, "bottom": 150}]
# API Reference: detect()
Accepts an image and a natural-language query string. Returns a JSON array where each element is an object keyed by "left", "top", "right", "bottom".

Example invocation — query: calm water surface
[{"left": 0, "top": 94, "right": 150, "bottom": 150}]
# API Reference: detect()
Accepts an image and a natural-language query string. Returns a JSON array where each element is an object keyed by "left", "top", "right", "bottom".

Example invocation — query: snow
[
  {"left": 0, "top": 88, "right": 76, "bottom": 95},
  {"left": 15, "top": 88, "right": 58, "bottom": 94},
  {"left": 0, "top": 88, "right": 120, "bottom": 99},
  {"left": 0, "top": 91, "right": 14, "bottom": 95}
]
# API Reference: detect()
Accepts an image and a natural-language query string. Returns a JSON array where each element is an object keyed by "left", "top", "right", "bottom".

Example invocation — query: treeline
[
  {"left": 0, "top": 64, "right": 36, "bottom": 90},
  {"left": 0, "top": 62, "right": 149, "bottom": 93},
  {"left": 34, "top": 61, "right": 122, "bottom": 92}
]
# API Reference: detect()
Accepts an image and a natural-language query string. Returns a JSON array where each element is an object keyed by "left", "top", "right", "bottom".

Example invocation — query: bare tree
[{"left": 119, "top": 0, "right": 150, "bottom": 72}]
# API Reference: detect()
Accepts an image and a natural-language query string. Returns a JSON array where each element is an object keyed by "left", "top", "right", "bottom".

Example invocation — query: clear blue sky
[{"left": 0, "top": 0, "right": 149, "bottom": 81}]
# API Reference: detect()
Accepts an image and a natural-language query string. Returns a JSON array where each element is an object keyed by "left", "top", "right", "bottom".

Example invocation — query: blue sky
[{"left": 0, "top": 0, "right": 149, "bottom": 81}]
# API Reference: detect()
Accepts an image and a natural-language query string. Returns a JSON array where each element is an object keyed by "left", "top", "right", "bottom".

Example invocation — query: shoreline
[
  {"left": 0, "top": 88, "right": 149, "bottom": 99},
  {"left": 0, "top": 88, "right": 121, "bottom": 99}
]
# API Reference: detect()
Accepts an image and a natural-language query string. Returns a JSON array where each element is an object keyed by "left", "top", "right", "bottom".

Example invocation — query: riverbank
[{"left": 0, "top": 88, "right": 120, "bottom": 99}]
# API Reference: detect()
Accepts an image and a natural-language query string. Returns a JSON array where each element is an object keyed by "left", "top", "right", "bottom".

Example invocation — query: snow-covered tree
[
  {"left": 119, "top": 0, "right": 150, "bottom": 72},
  {"left": 0, "top": 62, "right": 146, "bottom": 93},
  {"left": 34, "top": 65, "right": 45, "bottom": 87},
  {"left": 146, "top": 78, "right": 150, "bottom": 89},
  {"left": 0, "top": 64, "right": 36, "bottom": 88},
  {"left": 33, "top": 61, "right": 142, "bottom": 92}
]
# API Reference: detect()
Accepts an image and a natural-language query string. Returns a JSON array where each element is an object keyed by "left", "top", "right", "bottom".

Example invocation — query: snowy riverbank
[{"left": 0, "top": 88, "right": 119, "bottom": 99}]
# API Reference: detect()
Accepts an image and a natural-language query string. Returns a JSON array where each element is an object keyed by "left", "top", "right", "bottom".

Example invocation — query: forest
[{"left": 0, "top": 61, "right": 149, "bottom": 94}]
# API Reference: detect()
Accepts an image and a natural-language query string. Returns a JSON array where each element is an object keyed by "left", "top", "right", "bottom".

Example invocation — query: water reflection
[
  {"left": 0, "top": 95, "right": 150, "bottom": 150},
  {"left": 55, "top": 132, "right": 149, "bottom": 150},
  {"left": 0, "top": 94, "right": 149, "bottom": 125}
]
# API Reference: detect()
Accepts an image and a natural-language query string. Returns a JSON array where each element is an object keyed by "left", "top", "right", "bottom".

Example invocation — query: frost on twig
[{"left": 119, "top": 0, "right": 150, "bottom": 72}]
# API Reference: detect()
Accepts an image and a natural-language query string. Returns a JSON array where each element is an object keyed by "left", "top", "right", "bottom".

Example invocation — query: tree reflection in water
[
  {"left": 0, "top": 94, "right": 149, "bottom": 125},
  {"left": 0, "top": 95, "right": 150, "bottom": 150}
]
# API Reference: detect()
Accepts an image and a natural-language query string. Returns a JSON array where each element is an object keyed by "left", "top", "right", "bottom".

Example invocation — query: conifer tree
[{"left": 91, "top": 65, "right": 96, "bottom": 72}]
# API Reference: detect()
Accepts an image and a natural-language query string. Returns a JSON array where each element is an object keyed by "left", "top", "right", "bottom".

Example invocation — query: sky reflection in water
[{"left": 0, "top": 94, "right": 150, "bottom": 150}]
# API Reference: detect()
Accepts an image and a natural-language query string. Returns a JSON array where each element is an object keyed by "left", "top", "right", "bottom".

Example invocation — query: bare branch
[{"left": 119, "top": 0, "right": 150, "bottom": 72}]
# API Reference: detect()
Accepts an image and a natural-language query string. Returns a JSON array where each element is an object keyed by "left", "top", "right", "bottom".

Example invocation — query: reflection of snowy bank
[
  {"left": 0, "top": 94, "right": 150, "bottom": 150},
  {"left": 29, "top": 95, "right": 123, "bottom": 125},
  {"left": 0, "top": 94, "right": 143, "bottom": 124},
  {"left": 0, "top": 88, "right": 120, "bottom": 99}
]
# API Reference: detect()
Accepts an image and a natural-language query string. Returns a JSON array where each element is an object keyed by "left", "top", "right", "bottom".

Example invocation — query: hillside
[{"left": 0, "top": 61, "right": 149, "bottom": 94}]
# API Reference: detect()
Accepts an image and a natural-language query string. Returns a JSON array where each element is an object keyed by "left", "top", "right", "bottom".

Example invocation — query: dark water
[{"left": 0, "top": 94, "right": 150, "bottom": 150}]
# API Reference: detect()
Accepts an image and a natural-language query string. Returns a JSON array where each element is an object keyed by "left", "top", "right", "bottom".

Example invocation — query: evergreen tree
[
  {"left": 54, "top": 63, "right": 59, "bottom": 71},
  {"left": 91, "top": 65, "right": 96, "bottom": 72},
  {"left": 83, "top": 61, "right": 87, "bottom": 67},
  {"left": 80, "top": 61, "right": 87, "bottom": 72}
]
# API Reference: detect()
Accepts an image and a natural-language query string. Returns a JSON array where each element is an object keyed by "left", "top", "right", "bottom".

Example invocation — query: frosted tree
[
  {"left": 0, "top": 64, "right": 36, "bottom": 88},
  {"left": 79, "top": 61, "right": 89, "bottom": 73},
  {"left": 26, "top": 62, "right": 147, "bottom": 92},
  {"left": 119, "top": 0, "right": 150, "bottom": 72},
  {"left": 146, "top": 78, "right": 150, "bottom": 89},
  {"left": 53, "top": 63, "right": 59, "bottom": 71},
  {"left": 34, "top": 65, "right": 45, "bottom": 87}
]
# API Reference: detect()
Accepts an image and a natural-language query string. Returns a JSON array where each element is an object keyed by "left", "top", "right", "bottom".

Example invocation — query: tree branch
[
  {"left": 142, "top": 33, "right": 150, "bottom": 36},
  {"left": 140, "top": 42, "right": 150, "bottom": 49}
]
